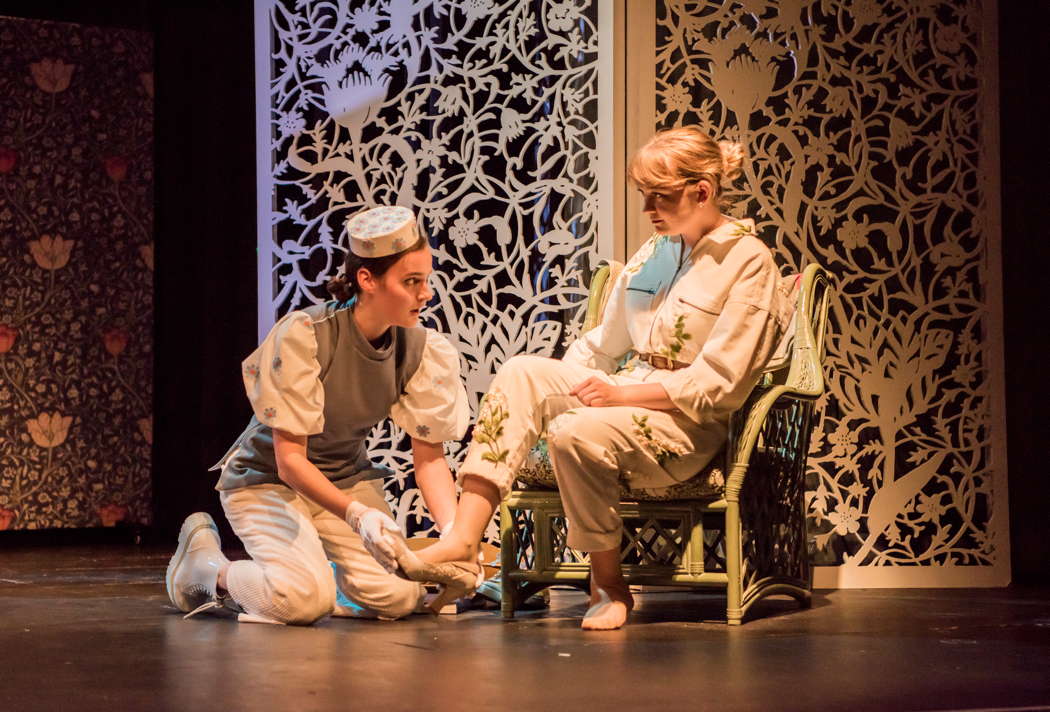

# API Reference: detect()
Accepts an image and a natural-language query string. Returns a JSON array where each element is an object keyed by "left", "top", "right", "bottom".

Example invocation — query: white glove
[{"left": 345, "top": 501, "right": 401, "bottom": 574}]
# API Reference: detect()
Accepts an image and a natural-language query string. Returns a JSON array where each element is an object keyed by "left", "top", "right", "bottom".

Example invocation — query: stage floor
[{"left": 1, "top": 545, "right": 1048, "bottom": 712}]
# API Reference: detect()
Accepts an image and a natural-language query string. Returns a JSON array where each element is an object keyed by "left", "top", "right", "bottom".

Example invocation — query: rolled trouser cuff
[{"left": 566, "top": 526, "right": 623, "bottom": 553}]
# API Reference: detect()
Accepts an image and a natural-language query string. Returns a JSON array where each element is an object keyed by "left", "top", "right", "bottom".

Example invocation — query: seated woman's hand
[{"left": 571, "top": 377, "right": 623, "bottom": 407}]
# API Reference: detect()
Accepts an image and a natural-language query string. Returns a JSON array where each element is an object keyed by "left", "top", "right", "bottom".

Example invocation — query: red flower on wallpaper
[
  {"left": 28, "top": 234, "right": 75, "bottom": 270},
  {"left": 139, "top": 71, "right": 154, "bottom": 99},
  {"left": 139, "top": 243, "right": 154, "bottom": 271},
  {"left": 0, "top": 146, "right": 17, "bottom": 173},
  {"left": 29, "top": 58, "right": 75, "bottom": 93},
  {"left": 2, "top": 18, "right": 154, "bottom": 533},
  {"left": 103, "top": 156, "right": 129, "bottom": 182},
  {"left": 102, "top": 328, "right": 129, "bottom": 357},
  {"left": 0, "top": 324, "right": 16, "bottom": 353},
  {"left": 136, "top": 417, "right": 152, "bottom": 445},
  {"left": 26, "top": 412, "right": 73, "bottom": 448},
  {"left": 97, "top": 504, "right": 128, "bottom": 527}
]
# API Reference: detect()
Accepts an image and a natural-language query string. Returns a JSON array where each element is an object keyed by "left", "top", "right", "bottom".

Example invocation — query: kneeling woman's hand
[{"left": 345, "top": 501, "right": 402, "bottom": 573}]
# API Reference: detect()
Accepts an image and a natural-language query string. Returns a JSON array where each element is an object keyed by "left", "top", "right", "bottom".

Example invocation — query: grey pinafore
[{"left": 213, "top": 301, "right": 426, "bottom": 491}]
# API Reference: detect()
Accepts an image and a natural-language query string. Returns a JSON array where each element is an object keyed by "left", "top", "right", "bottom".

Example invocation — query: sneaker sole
[{"left": 166, "top": 512, "right": 219, "bottom": 611}]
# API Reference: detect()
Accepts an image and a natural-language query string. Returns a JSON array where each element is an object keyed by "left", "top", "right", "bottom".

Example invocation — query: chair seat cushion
[{"left": 515, "top": 439, "right": 725, "bottom": 501}]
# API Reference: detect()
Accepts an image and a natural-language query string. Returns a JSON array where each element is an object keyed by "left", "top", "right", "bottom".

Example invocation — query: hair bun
[
  {"left": 326, "top": 274, "right": 353, "bottom": 302},
  {"left": 717, "top": 141, "right": 745, "bottom": 184}
]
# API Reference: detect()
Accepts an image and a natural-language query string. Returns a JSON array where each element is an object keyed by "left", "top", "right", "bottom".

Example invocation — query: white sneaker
[{"left": 166, "top": 512, "right": 230, "bottom": 616}]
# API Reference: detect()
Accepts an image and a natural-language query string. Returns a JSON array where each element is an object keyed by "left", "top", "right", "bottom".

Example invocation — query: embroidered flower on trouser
[
  {"left": 632, "top": 414, "right": 684, "bottom": 467},
  {"left": 545, "top": 409, "right": 577, "bottom": 439},
  {"left": 474, "top": 391, "right": 510, "bottom": 464}
]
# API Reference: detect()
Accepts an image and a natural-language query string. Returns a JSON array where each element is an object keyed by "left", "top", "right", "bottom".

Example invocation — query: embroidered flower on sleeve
[
  {"left": 244, "top": 363, "right": 259, "bottom": 378},
  {"left": 272, "top": 356, "right": 283, "bottom": 372},
  {"left": 621, "top": 235, "right": 659, "bottom": 278},
  {"left": 416, "top": 424, "right": 431, "bottom": 438},
  {"left": 262, "top": 407, "right": 276, "bottom": 420}
]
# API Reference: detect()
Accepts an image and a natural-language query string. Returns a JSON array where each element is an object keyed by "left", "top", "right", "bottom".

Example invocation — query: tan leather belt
[{"left": 637, "top": 352, "right": 690, "bottom": 371}]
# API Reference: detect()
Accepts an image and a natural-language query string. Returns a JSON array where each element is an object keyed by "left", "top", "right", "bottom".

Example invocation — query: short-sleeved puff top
[{"left": 213, "top": 301, "right": 469, "bottom": 491}]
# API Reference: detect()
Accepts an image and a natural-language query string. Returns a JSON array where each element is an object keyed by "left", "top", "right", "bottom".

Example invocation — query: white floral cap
[{"left": 347, "top": 206, "right": 421, "bottom": 257}]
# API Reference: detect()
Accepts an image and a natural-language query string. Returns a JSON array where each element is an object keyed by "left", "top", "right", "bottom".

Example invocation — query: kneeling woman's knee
[{"left": 264, "top": 567, "right": 336, "bottom": 625}]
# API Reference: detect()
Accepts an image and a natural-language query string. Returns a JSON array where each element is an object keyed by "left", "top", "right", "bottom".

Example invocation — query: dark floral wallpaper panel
[{"left": 0, "top": 18, "right": 153, "bottom": 530}]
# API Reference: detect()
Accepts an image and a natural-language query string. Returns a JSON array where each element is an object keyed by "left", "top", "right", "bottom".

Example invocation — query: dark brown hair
[{"left": 326, "top": 234, "right": 427, "bottom": 302}]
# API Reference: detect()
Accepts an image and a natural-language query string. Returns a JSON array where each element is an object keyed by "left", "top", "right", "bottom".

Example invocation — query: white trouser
[
  {"left": 460, "top": 355, "right": 724, "bottom": 552},
  {"left": 219, "top": 478, "right": 424, "bottom": 625}
]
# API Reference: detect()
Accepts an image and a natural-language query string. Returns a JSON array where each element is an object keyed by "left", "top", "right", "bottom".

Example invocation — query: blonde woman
[{"left": 395, "top": 127, "right": 792, "bottom": 630}]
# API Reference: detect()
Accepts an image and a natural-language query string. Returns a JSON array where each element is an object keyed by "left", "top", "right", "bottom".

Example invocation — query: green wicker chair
[{"left": 498, "top": 262, "right": 831, "bottom": 625}]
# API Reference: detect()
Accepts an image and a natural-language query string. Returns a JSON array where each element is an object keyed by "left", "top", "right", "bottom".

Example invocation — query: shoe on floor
[{"left": 166, "top": 512, "right": 230, "bottom": 615}]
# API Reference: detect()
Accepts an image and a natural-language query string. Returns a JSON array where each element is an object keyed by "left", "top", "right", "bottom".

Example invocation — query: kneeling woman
[
  {"left": 399, "top": 127, "right": 792, "bottom": 630},
  {"left": 166, "top": 207, "right": 469, "bottom": 624}
]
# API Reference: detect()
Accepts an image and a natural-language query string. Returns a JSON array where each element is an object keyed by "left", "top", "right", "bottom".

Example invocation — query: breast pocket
[
  {"left": 673, "top": 293, "right": 724, "bottom": 351},
  {"left": 625, "top": 284, "right": 657, "bottom": 314},
  {"left": 678, "top": 294, "right": 723, "bottom": 315}
]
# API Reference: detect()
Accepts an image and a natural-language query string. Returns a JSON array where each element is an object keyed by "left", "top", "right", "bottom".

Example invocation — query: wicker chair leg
[
  {"left": 499, "top": 500, "right": 519, "bottom": 619},
  {"left": 500, "top": 573, "right": 517, "bottom": 619},
  {"left": 723, "top": 494, "right": 744, "bottom": 625}
]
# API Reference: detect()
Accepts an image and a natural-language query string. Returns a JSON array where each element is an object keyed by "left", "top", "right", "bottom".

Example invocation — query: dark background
[{"left": 1, "top": 0, "right": 1046, "bottom": 584}]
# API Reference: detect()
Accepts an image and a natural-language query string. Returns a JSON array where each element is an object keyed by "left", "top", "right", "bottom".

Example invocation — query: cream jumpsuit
[{"left": 459, "top": 218, "right": 793, "bottom": 551}]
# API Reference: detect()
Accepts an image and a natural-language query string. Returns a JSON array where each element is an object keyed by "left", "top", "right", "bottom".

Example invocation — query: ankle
[
  {"left": 459, "top": 536, "right": 480, "bottom": 562},
  {"left": 591, "top": 577, "right": 631, "bottom": 602},
  {"left": 444, "top": 537, "right": 476, "bottom": 564},
  {"left": 421, "top": 536, "right": 475, "bottom": 565}
]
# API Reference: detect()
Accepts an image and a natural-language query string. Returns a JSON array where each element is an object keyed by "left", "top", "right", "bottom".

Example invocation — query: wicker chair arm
[
  {"left": 724, "top": 264, "right": 830, "bottom": 499},
  {"left": 582, "top": 263, "right": 615, "bottom": 333},
  {"left": 723, "top": 385, "right": 812, "bottom": 499}
]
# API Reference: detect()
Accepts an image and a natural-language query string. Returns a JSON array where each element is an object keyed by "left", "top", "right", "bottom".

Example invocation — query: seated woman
[
  {"left": 396, "top": 126, "right": 792, "bottom": 630},
  {"left": 165, "top": 206, "right": 470, "bottom": 624}
]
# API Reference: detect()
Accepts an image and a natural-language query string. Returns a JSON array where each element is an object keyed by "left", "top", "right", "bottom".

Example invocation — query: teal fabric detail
[{"left": 626, "top": 235, "right": 680, "bottom": 295}]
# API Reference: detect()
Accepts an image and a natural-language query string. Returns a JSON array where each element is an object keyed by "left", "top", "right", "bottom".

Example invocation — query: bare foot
[{"left": 581, "top": 584, "right": 634, "bottom": 631}]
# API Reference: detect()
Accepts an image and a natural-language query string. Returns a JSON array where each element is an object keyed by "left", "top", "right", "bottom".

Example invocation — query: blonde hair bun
[
  {"left": 717, "top": 141, "right": 745, "bottom": 184},
  {"left": 628, "top": 127, "right": 747, "bottom": 212}
]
